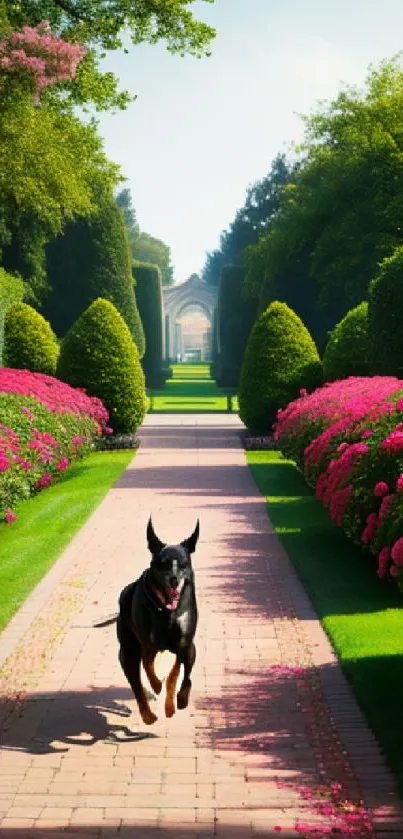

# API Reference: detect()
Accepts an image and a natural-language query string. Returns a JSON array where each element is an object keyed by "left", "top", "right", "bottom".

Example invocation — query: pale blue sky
[{"left": 97, "top": 0, "right": 403, "bottom": 282}]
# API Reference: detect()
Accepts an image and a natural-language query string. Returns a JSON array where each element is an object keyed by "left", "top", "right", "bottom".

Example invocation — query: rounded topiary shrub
[
  {"left": 56, "top": 298, "right": 146, "bottom": 433},
  {"left": 368, "top": 247, "right": 403, "bottom": 376},
  {"left": 238, "top": 300, "right": 323, "bottom": 434},
  {"left": 323, "top": 302, "right": 369, "bottom": 382},
  {"left": 5, "top": 303, "right": 59, "bottom": 375}
]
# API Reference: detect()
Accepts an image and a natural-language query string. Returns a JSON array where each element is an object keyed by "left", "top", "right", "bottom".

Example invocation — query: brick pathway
[{"left": 0, "top": 414, "right": 402, "bottom": 838}]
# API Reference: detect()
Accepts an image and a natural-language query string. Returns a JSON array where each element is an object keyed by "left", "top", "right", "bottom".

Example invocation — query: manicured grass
[
  {"left": 247, "top": 450, "right": 403, "bottom": 796},
  {"left": 0, "top": 450, "right": 133, "bottom": 633},
  {"left": 149, "top": 363, "right": 239, "bottom": 413}
]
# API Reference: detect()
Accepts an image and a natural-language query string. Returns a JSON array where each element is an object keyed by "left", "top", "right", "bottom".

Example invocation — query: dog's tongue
[{"left": 166, "top": 582, "right": 183, "bottom": 611}]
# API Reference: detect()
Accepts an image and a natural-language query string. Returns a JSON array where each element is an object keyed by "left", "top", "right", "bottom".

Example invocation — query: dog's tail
[{"left": 93, "top": 613, "right": 118, "bottom": 628}]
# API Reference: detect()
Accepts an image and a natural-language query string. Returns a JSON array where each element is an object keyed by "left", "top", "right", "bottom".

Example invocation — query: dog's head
[{"left": 147, "top": 517, "right": 199, "bottom": 611}]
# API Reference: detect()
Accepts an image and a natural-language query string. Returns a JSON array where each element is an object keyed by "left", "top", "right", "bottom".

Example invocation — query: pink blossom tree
[{"left": 0, "top": 21, "right": 86, "bottom": 103}]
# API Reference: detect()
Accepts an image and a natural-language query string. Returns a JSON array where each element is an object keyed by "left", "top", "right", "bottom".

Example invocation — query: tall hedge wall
[
  {"left": 42, "top": 189, "right": 145, "bottom": 356},
  {"left": 133, "top": 260, "right": 165, "bottom": 386},
  {"left": 216, "top": 265, "right": 257, "bottom": 387}
]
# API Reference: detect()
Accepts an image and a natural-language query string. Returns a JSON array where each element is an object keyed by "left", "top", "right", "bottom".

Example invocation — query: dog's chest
[{"left": 150, "top": 608, "right": 192, "bottom": 651}]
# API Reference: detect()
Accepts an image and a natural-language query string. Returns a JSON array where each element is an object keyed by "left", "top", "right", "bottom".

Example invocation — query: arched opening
[{"left": 175, "top": 303, "right": 212, "bottom": 363}]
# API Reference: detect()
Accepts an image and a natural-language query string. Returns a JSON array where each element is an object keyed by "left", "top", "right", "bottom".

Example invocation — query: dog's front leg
[
  {"left": 177, "top": 641, "right": 196, "bottom": 711},
  {"left": 165, "top": 655, "right": 181, "bottom": 718},
  {"left": 117, "top": 623, "right": 157, "bottom": 726},
  {"left": 142, "top": 651, "right": 162, "bottom": 696}
]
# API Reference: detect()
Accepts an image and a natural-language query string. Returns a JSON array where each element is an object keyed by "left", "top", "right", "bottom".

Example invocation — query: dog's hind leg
[
  {"left": 165, "top": 655, "right": 181, "bottom": 718},
  {"left": 142, "top": 652, "right": 162, "bottom": 696},
  {"left": 177, "top": 642, "right": 196, "bottom": 711},
  {"left": 117, "top": 622, "right": 157, "bottom": 726}
]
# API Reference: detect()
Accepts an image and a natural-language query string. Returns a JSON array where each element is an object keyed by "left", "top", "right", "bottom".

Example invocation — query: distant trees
[{"left": 204, "top": 57, "right": 403, "bottom": 356}]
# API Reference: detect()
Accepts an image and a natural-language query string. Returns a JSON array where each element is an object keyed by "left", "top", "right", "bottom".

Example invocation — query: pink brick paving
[{"left": 0, "top": 413, "right": 402, "bottom": 838}]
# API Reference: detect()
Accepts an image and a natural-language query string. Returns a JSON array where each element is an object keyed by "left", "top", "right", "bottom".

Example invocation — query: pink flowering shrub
[
  {"left": 0, "top": 21, "right": 86, "bottom": 104},
  {"left": 0, "top": 369, "right": 109, "bottom": 524},
  {"left": 274, "top": 376, "right": 403, "bottom": 587}
]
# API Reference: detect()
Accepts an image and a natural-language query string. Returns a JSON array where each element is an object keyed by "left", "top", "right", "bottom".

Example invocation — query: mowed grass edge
[
  {"left": 247, "top": 449, "right": 403, "bottom": 797},
  {"left": 0, "top": 450, "right": 133, "bottom": 633}
]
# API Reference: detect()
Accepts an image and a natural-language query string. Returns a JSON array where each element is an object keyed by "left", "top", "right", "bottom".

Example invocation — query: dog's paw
[
  {"left": 140, "top": 707, "right": 158, "bottom": 726},
  {"left": 177, "top": 688, "right": 190, "bottom": 710},
  {"left": 165, "top": 699, "right": 176, "bottom": 718}
]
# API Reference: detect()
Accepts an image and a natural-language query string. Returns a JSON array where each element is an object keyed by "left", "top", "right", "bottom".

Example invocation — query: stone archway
[{"left": 163, "top": 274, "right": 217, "bottom": 362}]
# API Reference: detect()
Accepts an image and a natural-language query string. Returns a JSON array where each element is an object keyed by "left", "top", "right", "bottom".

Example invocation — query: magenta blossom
[
  {"left": 4, "top": 507, "right": 16, "bottom": 524},
  {"left": 391, "top": 537, "right": 403, "bottom": 567},
  {"left": 374, "top": 481, "right": 389, "bottom": 497},
  {"left": 36, "top": 472, "right": 52, "bottom": 490},
  {"left": 57, "top": 456, "right": 69, "bottom": 472},
  {"left": 378, "top": 546, "right": 390, "bottom": 578}
]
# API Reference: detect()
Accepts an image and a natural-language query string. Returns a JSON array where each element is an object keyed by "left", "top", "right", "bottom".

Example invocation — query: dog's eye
[{"left": 178, "top": 557, "right": 188, "bottom": 569}]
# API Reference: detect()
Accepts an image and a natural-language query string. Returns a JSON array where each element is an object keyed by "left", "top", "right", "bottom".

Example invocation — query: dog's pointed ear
[
  {"left": 147, "top": 517, "right": 164, "bottom": 555},
  {"left": 182, "top": 519, "right": 200, "bottom": 554}
]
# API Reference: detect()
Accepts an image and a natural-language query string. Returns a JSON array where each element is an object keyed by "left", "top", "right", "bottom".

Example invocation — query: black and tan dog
[{"left": 96, "top": 518, "right": 199, "bottom": 725}]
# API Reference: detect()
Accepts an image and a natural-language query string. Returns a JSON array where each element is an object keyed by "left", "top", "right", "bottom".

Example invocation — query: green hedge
[
  {"left": 323, "top": 302, "right": 369, "bottom": 382},
  {"left": 133, "top": 260, "right": 165, "bottom": 387},
  {"left": 216, "top": 265, "right": 257, "bottom": 388},
  {"left": 239, "top": 300, "right": 323, "bottom": 433},
  {"left": 5, "top": 303, "right": 59, "bottom": 376},
  {"left": 0, "top": 269, "right": 24, "bottom": 366},
  {"left": 43, "top": 189, "right": 145, "bottom": 355},
  {"left": 368, "top": 247, "right": 403, "bottom": 376},
  {"left": 57, "top": 298, "right": 146, "bottom": 434}
]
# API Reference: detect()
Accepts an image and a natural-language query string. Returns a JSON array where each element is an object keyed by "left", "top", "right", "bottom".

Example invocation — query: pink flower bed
[
  {"left": 274, "top": 376, "right": 403, "bottom": 586},
  {"left": 0, "top": 368, "right": 108, "bottom": 428},
  {"left": 0, "top": 369, "right": 109, "bottom": 524}
]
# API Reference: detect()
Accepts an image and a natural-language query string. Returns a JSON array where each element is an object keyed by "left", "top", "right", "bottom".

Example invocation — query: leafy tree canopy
[
  {"left": 245, "top": 58, "right": 403, "bottom": 323},
  {"left": 0, "top": 85, "right": 120, "bottom": 300},
  {"left": 4, "top": 0, "right": 217, "bottom": 110},
  {"left": 202, "top": 154, "right": 292, "bottom": 286},
  {"left": 134, "top": 230, "right": 174, "bottom": 286}
]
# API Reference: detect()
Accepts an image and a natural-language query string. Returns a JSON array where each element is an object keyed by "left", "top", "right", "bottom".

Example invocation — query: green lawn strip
[
  {"left": 149, "top": 364, "right": 239, "bottom": 413},
  {"left": 247, "top": 450, "right": 403, "bottom": 797},
  {"left": 0, "top": 450, "right": 133, "bottom": 633}
]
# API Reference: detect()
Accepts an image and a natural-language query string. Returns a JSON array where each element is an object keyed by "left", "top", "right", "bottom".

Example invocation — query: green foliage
[
  {"left": 43, "top": 187, "right": 145, "bottom": 356},
  {"left": 4, "top": 303, "right": 59, "bottom": 375},
  {"left": 216, "top": 265, "right": 257, "bottom": 387},
  {"left": 368, "top": 247, "right": 403, "bottom": 376},
  {"left": 133, "top": 261, "right": 165, "bottom": 386},
  {"left": 323, "top": 302, "right": 369, "bottom": 382},
  {"left": 0, "top": 268, "right": 24, "bottom": 365},
  {"left": 238, "top": 301, "right": 323, "bottom": 433},
  {"left": 7, "top": 1, "right": 216, "bottom": 111},
  {"left": 243, "top": 58, "right": 403, "bottom": 352},
  {"left": 0, "top": 87, "right": 119, "bottom": 300},
  {"left": 134, "top": 231, "right": 174, "bottom": 287},
  {"left": 116, "top": 188, "right": 140, "bottom": 252},
  {"left": 57, "top": 298, "right": 146, "bottom": 433}
]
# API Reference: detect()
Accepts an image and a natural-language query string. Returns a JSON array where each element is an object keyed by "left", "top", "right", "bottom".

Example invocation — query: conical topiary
[
  {"left": 57, "top": 298, "right": 146, "bottom": 433},
  {"left": 5, "top": 302, "right": 59, "bottom": 375},
  {"left": 238, "top": 300, "right": 322, "bottom": 433},
  {"left": 323, "top": 302, "right": 369, "bottom": 382}
]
